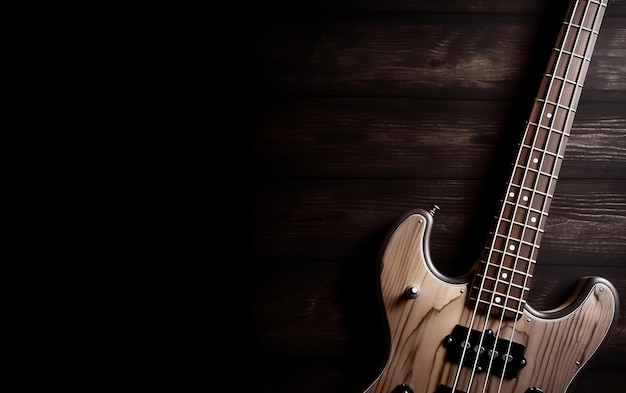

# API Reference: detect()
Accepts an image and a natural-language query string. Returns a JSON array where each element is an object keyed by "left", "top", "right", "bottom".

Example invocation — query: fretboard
[{"left": 469, "top": 0, "right": 609, "bottom": 320}]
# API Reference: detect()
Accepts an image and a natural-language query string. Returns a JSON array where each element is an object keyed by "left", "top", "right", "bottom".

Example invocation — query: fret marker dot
[
  {"left": 509, "top": 245, "right": 516, "bottom": 251},
  {"left": 547, "top": 113, "right": 553, "bottom": 118},
  {"left": 533, "top": 158, "right": 539, "bottom": 164},
  {"left": 522, "top": 196, "right": 529, "bottom": 202},
  {"left": 502, "top": 272, "right": 508, "bottom": 279},
  {"left": 495, "top": 297, "right": 502, "bottom": 304},
  {"left": 509, "top": 192, "right": 515, "bottom": 198},
  {"left": 531, "top": 217, "right": 537, "bottom": 223}
]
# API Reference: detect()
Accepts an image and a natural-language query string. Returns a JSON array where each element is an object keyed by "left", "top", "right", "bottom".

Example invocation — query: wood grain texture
[
  {"left": 256, "top": 15, "right": 625, "bottom": 100},
  {"left": 253, "top": 0, "right": 626, "bottom": 392},
  {"left": 255, "top": 180, "right": 626, "bottom": 264},
  {"left": 255, "top": 99, "right": 626, "bottom": 178}
]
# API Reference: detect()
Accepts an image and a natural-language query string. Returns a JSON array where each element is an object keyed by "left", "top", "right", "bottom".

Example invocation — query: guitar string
[
  {"left": 484, "top": 1, "right": 605, "bottom": 391},
  {"left": 450, "top": 0, "right": 601, "bottom": 392},
  {"left": 469, "top": 0, "right": 584, "bottom": 389},
  {"left": 491, "top": 2, "right": 604, "bottom": 393}
]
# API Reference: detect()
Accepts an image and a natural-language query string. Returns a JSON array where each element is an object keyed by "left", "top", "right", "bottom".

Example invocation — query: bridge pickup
[{"left": 443, "top": 324, "right": 527, "bottom": 379}]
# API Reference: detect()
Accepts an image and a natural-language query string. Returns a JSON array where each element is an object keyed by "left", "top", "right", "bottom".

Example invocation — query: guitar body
[{"left": 365, "top": 209, "right": 619, "bottom": 393}]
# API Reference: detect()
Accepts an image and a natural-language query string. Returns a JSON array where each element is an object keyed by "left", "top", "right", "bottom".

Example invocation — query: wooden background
[{"left": 253, "top": 1, "right": 626, "bottom": 392}]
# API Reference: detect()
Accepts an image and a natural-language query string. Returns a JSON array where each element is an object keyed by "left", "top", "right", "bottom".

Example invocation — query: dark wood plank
[
  {"left": 254, "top": 179, "right": 626, "bottom": 267},
  {"left": 255, "top": 99, "right": 626, "bottom": 178},
  {"left": 256, "top": 15, "right": 625, "bottom": 100}
]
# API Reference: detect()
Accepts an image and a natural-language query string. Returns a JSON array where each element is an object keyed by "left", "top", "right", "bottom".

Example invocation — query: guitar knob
[
  {"left": 404, "top": 285, "right": 419, "bottom": 299},
  {"left": 525, "top": 388, "right": 544, "bottom": 393}
]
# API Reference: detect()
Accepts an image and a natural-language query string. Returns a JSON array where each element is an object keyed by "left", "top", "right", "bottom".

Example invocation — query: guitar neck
[{"left": 470, "top": 0, "right": 609, "bottom": 320}]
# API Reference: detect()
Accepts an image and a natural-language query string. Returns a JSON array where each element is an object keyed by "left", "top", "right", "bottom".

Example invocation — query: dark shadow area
[{"left": 338, "top": 227, "right": 391, "bottom": 393}]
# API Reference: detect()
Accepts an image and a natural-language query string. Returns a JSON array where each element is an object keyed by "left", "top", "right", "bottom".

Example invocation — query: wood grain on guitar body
[{"left": 363, "top": 1, "right": 620, "bottom": 393}]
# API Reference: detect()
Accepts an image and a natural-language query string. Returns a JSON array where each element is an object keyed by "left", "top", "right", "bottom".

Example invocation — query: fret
[
  {"left": 490, "top": 221, "right": 544, "bottom": 248},
  {"left": 471, "top": 279, "right": 530, "bottom": 300},
  {"left": 579, "top": 0, "right": 608, "bottom": 33},
  {"left": 504, "top": 203, "right": 552, "bottom": 229},
  {"left": 477, "top": 255, "right": 537, "bottom": 305},
  {"left": 518, "top": 143, "right": 564, "bottom": 175},
  {"left": 564, "top": 1, "right": 603, "bottom": 38},
  {"left": 487, "top": 248, "right": 539, "bottom": 267},
  {"left": 484, "top": 259, "right": 535, "bottom": 277},
  {"left": 492, "top": 240, "right": 539, "bottom": 265},
  {"left": 532, "top": 98, "right": 576, "bottom": 128},
  {"left": 520, "top": 141, "right": 566, "bottom": 162},
  {"left": 527, "top": 121, "right": 573, "bottom": 136},
  {"left": 502, "top": 201, "right": 546, "bottom": 220},
  {"left": 519, "top": 148, "right": 563, "bottom": 166},
  {"left": 588, "top": 0, "right": 606, "bottom": 7},
  {"left": 538, "top": 74, "right": 582, "bottom": 108},
  {"left": 543, "top": 72, "right": 583, "bottom": 90},
  {"left": 511, "top": 166, "right": 560, "bottom": 193},
  {"left": 498, "top": 204, "right": 551, "bottom": 228},
  {"left": 494, "top": 218, "right": 546, "bottom": 236},
  {"left": 473, "top": 275, "right": 532, "bottom": 292},
  {"left": 501, "top": 202, "right": 550, "bottom": 222},
  {"left": 503, "top": 189, "right": 553, "bottom": 205},
  {"left": 507, "top": 190, "right": 551, "bottom": 214},
  {"left": 483, "top": 259, "right": 535, "bottom": 272},
  {"left": 484, "top": 260, "right": 536, "bottom": 275},
  {"left": 546, "top": 50, "right": 585, "bottom": 81},
  {"left": 563, "top": 22, "right": 599, "bottom": 35},
  {"left": 471, "top": 294, "right": 526, "bottom": 319},
  {"left": 493, "top": 234, "right": 540, "bottom": 250},
  {"left": 471, "top": 284, "right": 530, "bottom": 301},
  {"left": 523, "top": 122, "right": 571, "bottom": 156},
  {"left": 535, "top": 98, "right": 575, "bottom": 114},
  {"left": 497, "top": 215, "right": 547, "bottom": 241},
  {"left": 472, "top": 288, "right": 529, "bottom": 306},
  {"left": 496, "top": 212, "right": 547, "bottom": 233},
  {"left": 473, "top": 299, "right": 525, "bottom": 315},
  {"left": 498, "top": 210, "right": 549, "bottom": 221},
  {"left": 511, "top": 171, "right": 557, "bottom": 190},
  {"left": 474, "top": 270, "right": 531, "bottom": 287},
  {"left": 564, "top": 27, "right": 593, "bottom": 56},
  {"left": 505, "top": 183, "right": 552, "bottom": 201},
  {"left": 519, "top": 144, "right": 563, "bottom": 162},
  {"left": 513, "top": 164, "right": 559, "bottom": 182},
  {"left": 554, "top": 53, "right": 588, "bottom": 84},
  {"left": 551, "top": 47, "right": 592, "bottom": 62}
]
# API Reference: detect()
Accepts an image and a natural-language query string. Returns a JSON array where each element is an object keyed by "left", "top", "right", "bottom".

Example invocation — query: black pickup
[{"left": 443, "top": 324, "right": 527, "bottom": 379}]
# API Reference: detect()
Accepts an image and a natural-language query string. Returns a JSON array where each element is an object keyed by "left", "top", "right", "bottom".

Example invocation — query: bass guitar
[{"left": 364, "top": 1, "right": 619, "bottom": 392}]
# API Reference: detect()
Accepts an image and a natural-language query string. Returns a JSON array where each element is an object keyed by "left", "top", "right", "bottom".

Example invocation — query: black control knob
[
  {"left": 392, "top": 384, "right": 414, "bottom": 393},
  {"left": 525, "top": 388, "right": 544, "bottom": 393}
]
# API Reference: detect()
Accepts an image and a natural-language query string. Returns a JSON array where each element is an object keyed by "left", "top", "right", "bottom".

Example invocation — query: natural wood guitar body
[{"left": 364, "top": 210, "right": 618, "bottom": 393}]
